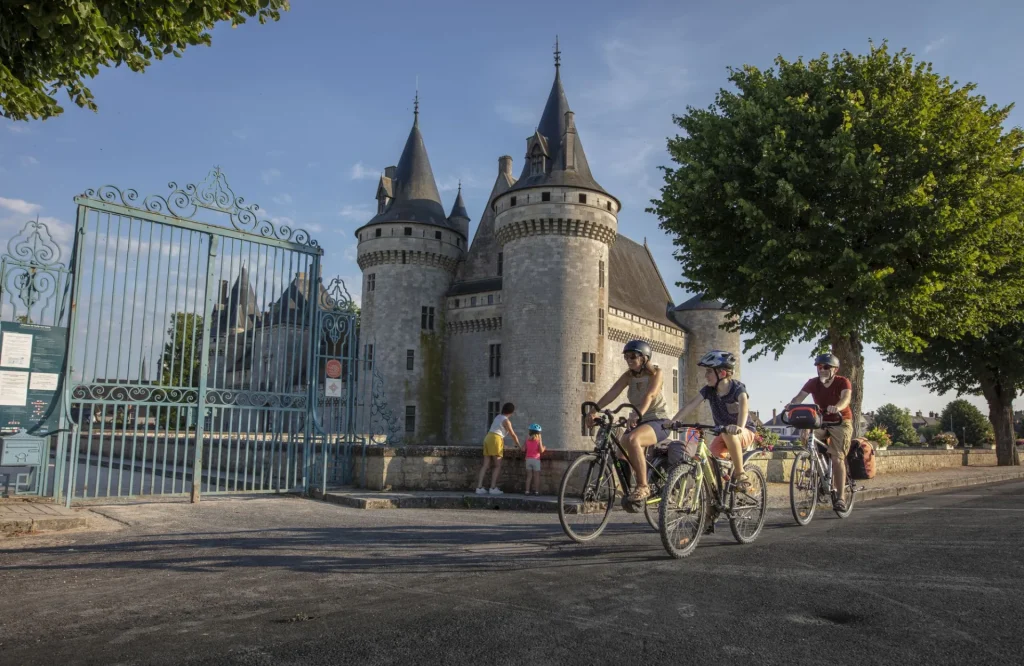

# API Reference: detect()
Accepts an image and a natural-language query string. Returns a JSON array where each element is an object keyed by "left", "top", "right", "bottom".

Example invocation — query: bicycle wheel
[
  {"left": 659, "top": 462, "right": 707, "bottom": 559},
  {"left": 789, "top": 451, "right": 818, "bottom": 526},
  {"left": 729, "top": 466, "right": 767, "bottom": 544},
  {"left": 834, "top": 466, "right": 856, "bottom": 519},
  {"left": 558, "top": 453, "right": 616, "bottom": 542},
  {"left": 643, "top": 455, "right": 669, "bottom": 532}
]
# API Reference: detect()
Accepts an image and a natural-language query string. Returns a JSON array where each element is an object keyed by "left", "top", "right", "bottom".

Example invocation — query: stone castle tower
[{"left": 356, "top": 51, "right": 740, "bottom": 449}]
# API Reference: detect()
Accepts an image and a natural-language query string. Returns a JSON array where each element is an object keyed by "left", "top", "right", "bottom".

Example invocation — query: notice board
[{"left": 0, "top": 321, "right": 67, "bottom": 435}]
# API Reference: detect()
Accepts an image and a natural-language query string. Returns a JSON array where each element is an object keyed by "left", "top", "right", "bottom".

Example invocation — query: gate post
[{"left": 191, "top": 235, "right": 219, "bottom": 503}]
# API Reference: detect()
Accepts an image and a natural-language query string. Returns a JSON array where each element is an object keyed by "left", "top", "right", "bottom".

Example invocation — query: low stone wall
[{"left": 359, "top": 445, "right": 1007, "bottom": 494}]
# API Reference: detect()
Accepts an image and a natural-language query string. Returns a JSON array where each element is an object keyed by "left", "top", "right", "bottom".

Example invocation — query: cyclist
[
  {"left": 670, "top": 350, "right": 756, "bottom": 492},
  {"left": 585, "top": 340, "right": 671, "bottom": 504},
  {"left": 786, "top": 353, "right": 853, "bottom": 511}
]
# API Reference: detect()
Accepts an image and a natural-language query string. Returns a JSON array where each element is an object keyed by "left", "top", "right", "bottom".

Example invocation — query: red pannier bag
[{"left": 847, "top": 438, "right": 876, "bottom": 480}]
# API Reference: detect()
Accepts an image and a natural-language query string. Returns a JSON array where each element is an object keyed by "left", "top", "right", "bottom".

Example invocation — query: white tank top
[{"left": 488, "top": 415, "right": 508, "bottom": 437}]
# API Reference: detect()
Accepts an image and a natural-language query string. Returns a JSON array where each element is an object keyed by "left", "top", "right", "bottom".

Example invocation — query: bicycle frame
[
  {"left": 674, "top": 424, "right": 770, "bottom": 517},
  {"left": 581, "top": 402, "right": 669, "bottom": 501}
]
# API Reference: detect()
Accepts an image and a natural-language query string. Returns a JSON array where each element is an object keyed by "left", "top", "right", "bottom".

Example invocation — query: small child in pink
[{"left": 524, "top": 424, "right": 545, "bottom": 496}]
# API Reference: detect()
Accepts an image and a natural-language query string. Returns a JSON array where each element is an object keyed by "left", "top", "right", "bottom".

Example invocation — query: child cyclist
[
  {"left": 523, "top": 424, "right": 545, "bottom": 495},
  {"left": 671, "top": 350, "right": 757, "bottom": 492}
]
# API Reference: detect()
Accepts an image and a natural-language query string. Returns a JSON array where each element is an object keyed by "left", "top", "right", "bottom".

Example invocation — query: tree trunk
[
  {"left": 830, "top": 329, "right": 865, "bottom": 439},
  {"left": 979, "top": 375, "right": 1021, "bottom": 466}
]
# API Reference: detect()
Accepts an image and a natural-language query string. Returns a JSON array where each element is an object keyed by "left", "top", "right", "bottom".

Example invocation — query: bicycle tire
[
  {"left": 557, "top": 453, "right": 616, "bottom": 542},
  {"left": 729, "top": 465, "right": 767, "bottom": 544},
  {"left": 658, "top": 462, "right": 707, "bottom": 559},
  {"left": 643, "top": 455, "right": 669, "bottom": 532},
  {"left": 789, "top": 451, "right": 818, "bottom": 526}
]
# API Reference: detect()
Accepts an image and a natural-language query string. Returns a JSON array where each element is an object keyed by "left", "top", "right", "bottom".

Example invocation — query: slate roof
[
  {"left": 448, "top": 186, "right": 469, "bottom": 221},
  {"left": 608, "top": 235, "right": 679, "bottom": 329},
  {"left": 447, "top": 277, "right": 503, "bottom": 297},
  {"left": 673, "top": 293, "right": 728, "bottom": 312},
  {"left": 460, "top": 156, "right": 517, "bottom": 281}
]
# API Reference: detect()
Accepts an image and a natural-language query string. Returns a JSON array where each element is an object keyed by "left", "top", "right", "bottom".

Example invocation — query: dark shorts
[{"left": 632, "top": 418, "right": 673, "bottom": 443}]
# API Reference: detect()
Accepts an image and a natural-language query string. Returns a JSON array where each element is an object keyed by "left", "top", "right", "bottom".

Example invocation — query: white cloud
[
  {"left": 343, "top": 244, "right": 358, "bottom": 261},
  {"left": 437, "top": 174, "right": 483, "bottom": 193},
  {"left": 272, "top": 193, "right": 293, "bottom": 205},
  {"left": 338, "top": 204, "right": 372, "bottom": 219},
  {"left": 232, "top": 129, "right": 247, "bottom": 140},
  {"left": 0, "top": 197, "right": 42, "bottom": 215},
  {"left": 261, "top": 168, "right": 282, "bottom": 184},
  {"left": 266, "top": 149, "right": 286, "bottom": 157},
  {"left": 349, "top": 162, "right": 381, "bottom": 180},
  {"left": 925, "top": 37, "right": 948, "bottom": 54},
  {"left": 494, "top": 103, "right": 537, "bottom": 127},
  {"left": 6, "top": 124, "right": 30, "bottom": 134},
  {"left": 20, "top": 155, "right": 39, "bottom": 167}
]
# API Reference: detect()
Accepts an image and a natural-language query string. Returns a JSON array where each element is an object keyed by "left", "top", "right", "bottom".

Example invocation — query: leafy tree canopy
[
  {"left": 872, "top": 403, "right": 919, "bottom": 445},
  {"left": 1, "top": 0, "right": 289, "bottom": 121},
  {"left": 938, "top": 399, "right": 993, "bottom": 447}
]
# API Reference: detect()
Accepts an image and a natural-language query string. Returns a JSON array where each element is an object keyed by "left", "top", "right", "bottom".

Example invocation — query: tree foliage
[
  {"left": 872, "top": 403, "right": 919, "bottom": 446},
  {"left": 938, "top": 399, "right": 994, "bottom": 448},
  {"left": 649, "top": 41, "right": 1024, "bottom": 437},
  {"left": 160, "top": 312, "right": 204, "bottom": 388},
  {"left": 0, "top": 1, "right": 289, "bottom": 121}
]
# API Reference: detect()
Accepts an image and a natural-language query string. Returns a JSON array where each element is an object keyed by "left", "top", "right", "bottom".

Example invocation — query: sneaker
[
  {"left": 475, "top": 487, "right": 487, "bottom": 495},
  {"left": 489, "top": 488, "right": 504, "bottom": 495}
]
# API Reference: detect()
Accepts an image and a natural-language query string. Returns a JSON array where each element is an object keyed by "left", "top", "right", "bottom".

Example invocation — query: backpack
[
  {"left": 784, "top": 404, "right": 822, "bottom": 430},
  {"left": 847, "top": 438, "right": 876, "bottom": 480}
]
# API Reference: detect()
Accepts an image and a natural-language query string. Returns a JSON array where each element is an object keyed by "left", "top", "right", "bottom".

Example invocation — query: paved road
[{"left": 2, "top": 481, "right": 1023, "bottom": 665}]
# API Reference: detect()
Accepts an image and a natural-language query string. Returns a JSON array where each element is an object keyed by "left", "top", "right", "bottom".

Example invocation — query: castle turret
[
  {"left": 447, "top": 183, "right": 471, "bottom": 242},
  {"left": 668, "top": 295, "right": 740, "bottom": 425},
  {"left": 492, "top": 48, "right": 621, "bottom": 450},
  {"left": 355, "top": 99, "right": 466, "bottom": 443}
]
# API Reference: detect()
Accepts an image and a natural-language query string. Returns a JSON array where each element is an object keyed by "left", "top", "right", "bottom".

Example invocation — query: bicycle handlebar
[
  {"left": 670, "top": 422, "right": 723, "bottom": 434},
  {"left": 581, "top": 402, "right": 640, "bottom": 418}
]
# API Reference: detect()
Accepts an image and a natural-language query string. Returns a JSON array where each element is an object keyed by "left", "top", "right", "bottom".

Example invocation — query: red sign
[{"left": 325, "top": 359, "right": 343, "bottom": 379}]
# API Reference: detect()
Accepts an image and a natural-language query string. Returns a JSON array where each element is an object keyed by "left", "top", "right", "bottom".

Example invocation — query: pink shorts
[{"left": 710, "top": 428, "right": 756, "bottom": 459}]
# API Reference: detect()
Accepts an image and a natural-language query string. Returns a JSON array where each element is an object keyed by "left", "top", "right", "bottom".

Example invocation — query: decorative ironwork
[
  {"left": 369, "top": 362, "right": 401, "bottom": 445},
  {"left": 319, "top": 276, "right": 356, "bottom": 312},
  {"left": 205, "top": 389, "right": 307, "bottom": 409},
  {"left": 80, "top": 167, "right": 320, "bottom": 248},
  {"left": 71, "top": 383, "right": 199, "bottom": 404},
  {"left": 1, "top": 219, "right": 70, "bottom": 323}
]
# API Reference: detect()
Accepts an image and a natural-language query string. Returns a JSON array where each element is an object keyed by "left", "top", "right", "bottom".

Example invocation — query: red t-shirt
[{"left": 801, "top": 376, "right": 853, "bottom": 422}]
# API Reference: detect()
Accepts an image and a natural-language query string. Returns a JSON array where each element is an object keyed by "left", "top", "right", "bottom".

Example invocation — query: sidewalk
[
  {"left": 317, "top": 464, "right": 1024, "bottom": 512},
  {"left": 0, "top": 499, "right": 88, "bottom": 536}
]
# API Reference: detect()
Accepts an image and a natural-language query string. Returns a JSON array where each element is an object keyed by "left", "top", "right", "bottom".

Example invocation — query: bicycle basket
[{"left": 786, "top": 405, "right": 822, "bottom": 429}]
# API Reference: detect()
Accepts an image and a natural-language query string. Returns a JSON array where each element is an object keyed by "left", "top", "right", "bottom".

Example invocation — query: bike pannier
[
  {"left": 785, "top": 405, "right": 822, "bottom": 430},
  {"left": 847, "top": 438, "right": 876, "bottom": 480}
]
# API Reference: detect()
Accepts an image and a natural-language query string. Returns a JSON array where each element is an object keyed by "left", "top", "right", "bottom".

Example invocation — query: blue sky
[{"left": 2, "top": 0, "right": 1022, "bottom": 418}]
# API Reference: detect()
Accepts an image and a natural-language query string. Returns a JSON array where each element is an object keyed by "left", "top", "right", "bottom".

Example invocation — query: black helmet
[
  {"left": 698, "top": 350, "right": 736, "bottom": 370},
  {"left": 622, "top": 340, "right": 652, "bottom": 361},
  {"left": 814, "top": 353, "right": 840, "bottom": 368}
]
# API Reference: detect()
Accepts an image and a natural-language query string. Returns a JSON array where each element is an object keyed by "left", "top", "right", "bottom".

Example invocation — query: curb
[
  {"left": 0, "top": 515, "right": 89, "bottom": 537},
  {"left": 854, "top": 468, "right": 1024, "bottom": 503}
]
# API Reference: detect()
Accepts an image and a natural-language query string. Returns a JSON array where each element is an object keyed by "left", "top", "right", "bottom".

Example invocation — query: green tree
[
  {"left": 649, "top": 42, "right": 1024, "bottom": 439},
  {"left": 1, "top": 1, "right": 289, "bottom": 121},
  {"left": 886, "top": 324, "right": 1021, "bottom": 464},
  {"left": 937, "top": 399, "right": 995, "bottom": 450},
  {"left": 873, "top": 403, "right": 919, "bottom": 446},
  {"left": 159, "top": 312, "right": 204, "bottom": 428}
]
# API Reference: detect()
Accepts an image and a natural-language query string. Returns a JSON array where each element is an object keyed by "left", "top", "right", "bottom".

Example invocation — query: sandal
[
  {"left": 627, "top": 485, "right": 651, "bottom": 502},
  {"left": 733, "top": 472, "right": 753, "bottom": 494},
  {"left": 833, "top": 498, "right": 847, "bottom": 512}
]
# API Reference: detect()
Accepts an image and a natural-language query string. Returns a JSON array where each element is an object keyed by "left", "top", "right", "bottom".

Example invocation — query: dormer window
[{"left": 530, "top": 146, "right": 545, "bottom": 176}]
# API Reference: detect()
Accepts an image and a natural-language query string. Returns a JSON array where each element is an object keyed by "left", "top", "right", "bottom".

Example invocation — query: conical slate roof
[
  {"left": 448, "top": 185, "right": 469, "bottom": 221},
  {"left": 363, "top": 109, "right": 454, "bottom": 230},
  {"left": 462, "top": 156, "right": 517, "bottom": 280},
  {"left": 505, "top": 62, "right": 614, "bottom": 202},
  {"left": 672, "top": 293, "right": 728, "bottom": 312}
]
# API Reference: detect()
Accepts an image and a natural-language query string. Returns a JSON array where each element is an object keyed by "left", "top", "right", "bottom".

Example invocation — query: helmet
[
  {"left": 698, "top": 350, "right": 736, "bottom": 370},
  {"left": 814, "top": 353, "right": 840, "bottom": 368},
  {"left": 528, "top": 423, "right": 542, "bottom": 433},
  {"left": 622, "top": 340, "right": 652, "bottom": 360}
]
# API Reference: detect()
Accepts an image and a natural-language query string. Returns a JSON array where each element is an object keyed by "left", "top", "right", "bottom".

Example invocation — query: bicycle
[
  {"left": 658, "top": 423, "right": 769, "bottom": 559},
  {"left": 556, "top": 402, "right": 673, "bottom": 543},
  {"left": 782, "top": 404, "right": 858, "bottom": 525}
]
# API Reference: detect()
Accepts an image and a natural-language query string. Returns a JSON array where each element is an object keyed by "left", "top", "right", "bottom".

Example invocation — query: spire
[
  {"left": 448, "top": 183, "right": 469, "bottom": 221},
  {"left": 554, "top": 35, "right": 561, "bottom": 71},
  {"left": 413, "top": 87, "right": 419, "bottom": 126}
]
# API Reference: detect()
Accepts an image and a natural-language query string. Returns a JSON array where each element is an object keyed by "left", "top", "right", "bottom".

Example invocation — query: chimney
[
  {"left": 772, "top": 408, "right": 777, "bottom": 422},
  {"left": 498, "top": 155, "right": 513, "bottom": 178},
  {"left": 384, "top": 165, "right": 396, "bottom": 180},
  {"left": 916, "top": 410, "right": 922, "bottom": 417},
  {"left": 562, "top": 111, "right": 576, "bottom": 171}
]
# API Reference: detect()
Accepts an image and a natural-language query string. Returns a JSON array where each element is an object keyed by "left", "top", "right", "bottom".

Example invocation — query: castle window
[
  {"left": 489, "top": 344, "right": 501, "bottom": 377},
  {"left": 402, "top": 251, "right": 407, "bottom": 264},
  {"left": 367, "top": 273, "right": 375, "bottom": 292},
  {"left": 405, "top": 406, "right": 416, "bottom": 433},
  {"left": 542, "top": 192, "right": 551, "bottom": 202},
  {"left": 404, "top": 227, "right": 412, "bottom": 236},
  {"left": 435, "top": 231, "right": 442, "bottom": 240},
  {"left": 421, "top": 306, "right": 435, "bottom": 330},
  {"left": 375, "top": 228, "right": 382, "bottom": 238},
  {"left": 531, "top": 154, "right": 544, "bottom": 175},
  {"left": 579, "top": 194, "right": 588, "bottom": 204},
  {"left": 365, "top": 344, "right": 374, "bottom": 370},
  {"left": 497, "top": 252, "right": 503, "bottom": 276},
  {"left": 582, "top": 418, "right": 596, "bottom": 437},
  {"left": 598, "top": 308, "right": 604, "bottom": 335},
  {"left": 471, "top": 296, "right": 477, "bottom": 306},
  {"left": 606, "top": 201, "right": 612, "bottom": 211},
  {"left": 599, "top": 260, "right": 605, "bottom": 288},
  {"left": 510, "top": 196, "right": 517, "bottom": 207},
  {"left": 672, "top": 369, "right": 678, "bottom": 393},
  {"left": 454, "top": 298, "right": 460, "bottom": 308},
  {"left": 487, "top": 294, "right": 493, "bottom": 305},
  {"left": 487, "top": 401, "right": 501, "bottom": 425},
  {"left": 407, "top": 350, "right": 415, "bottom": 371},
  {"left": 582, "top": 352, "right": 596, "bottom": 383}
]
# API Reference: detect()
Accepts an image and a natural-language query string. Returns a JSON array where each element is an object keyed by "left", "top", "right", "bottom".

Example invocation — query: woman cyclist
[{"left": 585, "top": 340, "right": 672, "bottom": 504}]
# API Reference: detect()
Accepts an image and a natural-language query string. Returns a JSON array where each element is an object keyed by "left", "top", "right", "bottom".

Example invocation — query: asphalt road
[{"left": 2, "top": 481, "right": 1022, "bottom": 665}]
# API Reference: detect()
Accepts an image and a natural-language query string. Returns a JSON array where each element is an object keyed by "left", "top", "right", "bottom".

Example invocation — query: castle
[{"left": 356, "top": 53, "right": 740, "bottom": 450}]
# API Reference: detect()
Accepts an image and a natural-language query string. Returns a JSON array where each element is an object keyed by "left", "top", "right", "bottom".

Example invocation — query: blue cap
[{"left": 529, "top": 423, "right": 542, "bottom": 432}]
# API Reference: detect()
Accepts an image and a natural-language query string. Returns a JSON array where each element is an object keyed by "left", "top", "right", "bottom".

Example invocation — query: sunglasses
[
  {"left": 623, "top": 353, "right": 642, "bottom": 360},
  {"left": 815, "top": 364, "right": 835, "bottom": 370}
]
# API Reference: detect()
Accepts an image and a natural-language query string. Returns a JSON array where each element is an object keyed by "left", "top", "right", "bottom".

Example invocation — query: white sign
[
  {"left": 0, "top": 332, "right": 33, "bottom": 368},
  {"left": 0, "top": 370, "right": 29, "bottom": 406},
  {"left": 29, "top": 372, "right": 60, "bottom": 391},
  {"left": 325, "top": 379, "right": 342, "bottom": 398}
]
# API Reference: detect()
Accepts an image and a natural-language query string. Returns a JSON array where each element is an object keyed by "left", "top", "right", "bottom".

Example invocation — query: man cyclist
[
  {"left": 671, "top": 350, "right": 756, "bottom": 492},
  {"left": 786, "top": 353, "right": 853, "bottom": 511},
  {"left": 585, "top": 340, "right": 671, "bottom": 504}
]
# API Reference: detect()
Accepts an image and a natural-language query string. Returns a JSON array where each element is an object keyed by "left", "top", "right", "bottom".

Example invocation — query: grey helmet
[
  {"left": 622, "top": 340, "right": 652, "bottom": 361},
  {"left": 814, "top": 353, "right": 840, "bottom": 368},
  {"left": 697, "top": 350, "right": 737, "bottom": 370}
]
